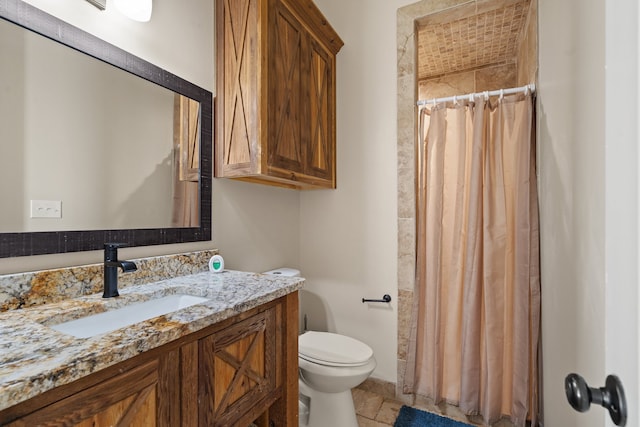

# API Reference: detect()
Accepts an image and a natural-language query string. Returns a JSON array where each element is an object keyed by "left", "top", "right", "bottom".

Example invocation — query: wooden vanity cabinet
[
  {"left": 0, "top": 293, "right": 299, "bottom": 427},
  {"left": 215, "top": 0, "right": 343, "bottom": 189}
]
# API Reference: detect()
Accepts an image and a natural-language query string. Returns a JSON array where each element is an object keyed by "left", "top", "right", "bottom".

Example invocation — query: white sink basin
[{"left": 50, "top": 294, "right": 209, "bottom": 338}]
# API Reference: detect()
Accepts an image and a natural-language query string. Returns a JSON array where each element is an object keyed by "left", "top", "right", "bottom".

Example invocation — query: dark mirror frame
[{"left": 0, "top": 0, "right": 212, "bottom": 258}]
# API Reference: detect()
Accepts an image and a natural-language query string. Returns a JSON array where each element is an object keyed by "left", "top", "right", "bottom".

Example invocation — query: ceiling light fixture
[{"left": 113, "top": 0, "right": 152, "bottom": 22}]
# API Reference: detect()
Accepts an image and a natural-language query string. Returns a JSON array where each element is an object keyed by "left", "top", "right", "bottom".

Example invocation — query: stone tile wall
[
  {"left": 418, "top": 62, "right": 517, "bottom": 101},
  {"left": 517, "top": 0, "right": 538, "bottom": 85},
  {"left": 416, "top": 1, "right": 530, "bottom": 80}
]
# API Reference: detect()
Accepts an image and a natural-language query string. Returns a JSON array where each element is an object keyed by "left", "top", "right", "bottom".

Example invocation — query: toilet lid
[{"left": 298, "top": 331, "right": 373, "bottom": 365}]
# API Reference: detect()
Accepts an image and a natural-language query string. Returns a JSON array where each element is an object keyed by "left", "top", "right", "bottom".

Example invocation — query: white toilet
[
  {"left": 298, "top": 331, "right": 376, "bottom": 427},
  {"left": 263, "top": 268, "right": 377, "bottom": 427}
]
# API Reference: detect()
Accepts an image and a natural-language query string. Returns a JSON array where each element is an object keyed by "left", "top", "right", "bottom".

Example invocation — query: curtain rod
[{"left": 416, "top": 83, "right": 536, "bottom": 107}]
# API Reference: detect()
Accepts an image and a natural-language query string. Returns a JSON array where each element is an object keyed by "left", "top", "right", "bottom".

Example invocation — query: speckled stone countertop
[{"left": 0, "top": 270, "right": 304, "bottom": 411}]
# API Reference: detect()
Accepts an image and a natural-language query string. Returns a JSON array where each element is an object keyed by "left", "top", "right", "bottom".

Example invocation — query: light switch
[{"left": 30, "top": 200, "right": 62, "bottom": 218}]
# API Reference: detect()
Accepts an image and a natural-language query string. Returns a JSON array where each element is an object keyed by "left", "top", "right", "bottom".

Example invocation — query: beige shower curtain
[{"left": 403, "top": 93, "right": 540, "bottom": 426}]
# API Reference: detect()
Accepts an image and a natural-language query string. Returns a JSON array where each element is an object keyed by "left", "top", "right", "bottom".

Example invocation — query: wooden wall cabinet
[
  {"left": 1, "top": 293, "right": 299, "bottom": 427},
  {"left": 215, "top": 0, "right": 343, "bottom": 189}
]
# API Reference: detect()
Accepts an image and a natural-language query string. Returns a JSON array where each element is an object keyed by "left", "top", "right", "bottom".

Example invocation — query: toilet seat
[
  {"left": 299, "top": 331, "right": 373, "bottom": 367},
  {"left": 299, "top": 353, "right": 369, "bottom": 367}
]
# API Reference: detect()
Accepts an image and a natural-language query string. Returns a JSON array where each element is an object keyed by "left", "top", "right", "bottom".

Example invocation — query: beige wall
[
  {"left": 538, "top": 0, "right": 606, "bottom": 424},
  {"left": 299, "top": 0, "right": 415, "bottom": 384},
  {"left": 0, "top": 0, "right": 300, "bottom": 277},
  {"left": 540, "top": 0, "right": 640, "bottom": 425}
]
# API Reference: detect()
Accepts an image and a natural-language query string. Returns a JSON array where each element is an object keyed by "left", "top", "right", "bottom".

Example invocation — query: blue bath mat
[{"left": 394, "top": 405, "right": 474, "bottom": 427}]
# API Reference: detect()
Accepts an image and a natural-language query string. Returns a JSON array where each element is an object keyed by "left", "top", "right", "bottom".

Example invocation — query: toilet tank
[
  {"left": 263, "top": 268, "right": 301, "bottom": 277},
  {"left": 264, "top": 268, "right": 304, "bottom": 334}
]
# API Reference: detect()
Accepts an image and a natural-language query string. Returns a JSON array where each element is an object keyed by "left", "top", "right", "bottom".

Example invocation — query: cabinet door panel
[
  {"left": 270, "top": 3, "right": 304, "bottom": 173},
  {"left": 219, "top": 0, "right": 260, "bottom": 169},
  {"left": 307, "top": 38, "right": 334, "bottom": 182},
  {"left": 199, "top": 308, "right": 276, "bottom": 427},
  {"left": 8, "top": 361, "right": 159, "bottom": 427}
]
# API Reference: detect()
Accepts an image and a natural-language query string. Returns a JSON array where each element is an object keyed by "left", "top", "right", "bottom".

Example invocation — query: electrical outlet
[{"left": 30, "top": 200, "right": 62, "bottom": 218}]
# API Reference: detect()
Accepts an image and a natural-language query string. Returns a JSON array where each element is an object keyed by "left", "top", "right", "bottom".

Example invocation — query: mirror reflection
[{"left": 0, "top": 17, "right": 200, "bottom": 233}]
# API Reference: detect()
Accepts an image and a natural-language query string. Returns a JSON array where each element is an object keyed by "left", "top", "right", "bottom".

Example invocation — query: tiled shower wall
[
  {"left": 516, "top": 0, "right": 537, "bottom": 86},
  {"left": 396, "top": 0, "right": 538, "bottom": 410},
  {"left": 417, "top": 0, "right": 537, "bottom": 102},
  {"left": 418, "top": 62, "right": 517, "bottom": 101}
]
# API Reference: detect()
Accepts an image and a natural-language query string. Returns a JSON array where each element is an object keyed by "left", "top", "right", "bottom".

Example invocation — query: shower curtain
[{"left": 403, "top": 93, "right": 540, "bottom": 426}]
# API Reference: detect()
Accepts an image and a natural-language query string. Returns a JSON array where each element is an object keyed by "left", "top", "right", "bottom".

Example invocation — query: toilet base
[{"left": 299, "top": 379, "right": 358, "bottom": 427}]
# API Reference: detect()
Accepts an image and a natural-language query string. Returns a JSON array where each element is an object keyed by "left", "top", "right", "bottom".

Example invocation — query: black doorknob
[{"left": 565, "top": 373, "right": 627, "bottom": 426}]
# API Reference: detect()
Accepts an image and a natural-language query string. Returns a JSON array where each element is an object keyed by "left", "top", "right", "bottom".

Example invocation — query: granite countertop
[{"left": 0, "top": 270, "right": 304, "bottom": 412}]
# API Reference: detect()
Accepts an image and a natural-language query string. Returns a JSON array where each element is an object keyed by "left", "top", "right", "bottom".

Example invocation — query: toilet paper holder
[{"left": 362, "top": 294, "right": 392, "bottom": 303}]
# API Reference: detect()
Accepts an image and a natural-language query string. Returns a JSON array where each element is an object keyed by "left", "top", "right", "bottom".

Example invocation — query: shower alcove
[{"left": 395, "top": 0, "right": 538, "bottom": 424}]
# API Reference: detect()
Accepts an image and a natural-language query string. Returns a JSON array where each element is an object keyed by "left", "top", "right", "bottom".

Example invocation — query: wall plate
[{"left": 30, "top": 200, "right": 62, "bottom": 218}]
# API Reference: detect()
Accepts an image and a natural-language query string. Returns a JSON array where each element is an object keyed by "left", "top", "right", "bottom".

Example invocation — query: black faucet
[{"left": 103, "top": 243, "right": 137, "bottom": 298}]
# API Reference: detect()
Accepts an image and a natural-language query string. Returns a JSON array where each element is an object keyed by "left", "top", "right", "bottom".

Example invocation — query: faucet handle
[
  {"left": 104, "top": 242, "right": 128, "bottom": 261},
  {"left": 104, "top": 242, "right": 128, "bottom": 249}
]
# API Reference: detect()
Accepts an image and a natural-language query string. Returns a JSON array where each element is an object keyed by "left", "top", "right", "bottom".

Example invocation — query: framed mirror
[{"left": 0, "top": 0, "right": 212, "bottom": 258}]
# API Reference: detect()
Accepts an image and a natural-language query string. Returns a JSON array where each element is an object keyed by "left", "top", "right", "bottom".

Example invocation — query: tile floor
[
  {"left": 352, "top": 387, "right": 519, "bottom": 427},
  {"left": 352, "top": 388, "right": 403, "bottom": 426}
]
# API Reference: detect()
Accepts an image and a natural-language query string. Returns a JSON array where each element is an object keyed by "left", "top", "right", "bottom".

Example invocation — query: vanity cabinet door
[
  {"left": 198, "top": 307, "right": 277, "bottom": 427},
  {"left": 7, "top": 360, "right": 162, "bottom": 427}
]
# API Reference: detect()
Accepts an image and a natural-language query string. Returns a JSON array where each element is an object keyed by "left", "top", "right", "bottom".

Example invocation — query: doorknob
[{"left": 564, "top": 373, "right": 627, "bottom": 426}]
